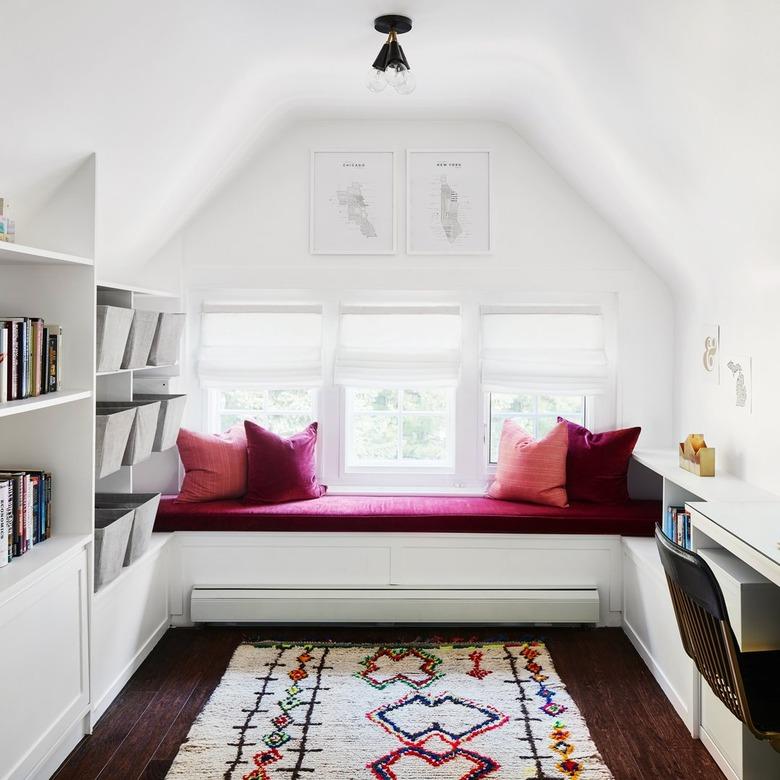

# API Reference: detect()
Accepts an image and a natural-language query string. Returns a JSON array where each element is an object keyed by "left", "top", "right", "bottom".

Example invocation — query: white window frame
[
  {"left": 189, "top": 288, "right": 618, "bottom": 492},
  {"left": 342, "top": 386, "right": 457, "bottom": 475},
  {"left": 206, "top": 387, "right": 319, "bottom": 436},
  {"left": 483, "top": 392, "right": 591, "bottom": 468}
]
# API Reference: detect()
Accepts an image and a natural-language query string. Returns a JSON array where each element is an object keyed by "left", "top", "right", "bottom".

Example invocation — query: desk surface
[{"left": 689, "top": 501, "right": 780, "bottom": 586}]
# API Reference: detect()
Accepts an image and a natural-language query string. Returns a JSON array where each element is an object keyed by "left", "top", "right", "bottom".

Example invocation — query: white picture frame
[
  {"left": 725, "top": 354, "right": 752, "bottom": 413},
  {"left": 701, "top": 323, "right": 720, "bottom": 384},
  {"left": 310, "top": 150, "right": 395, "bottom": 255},
  {"left": 406, "top": 149, "right": 492, "bottom": 255}
]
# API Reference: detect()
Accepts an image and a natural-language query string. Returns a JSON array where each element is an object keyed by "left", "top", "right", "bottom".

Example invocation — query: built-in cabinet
[
  {"left": 0, "top": 155, "right": 181, "bottom": 780},
  {"left": 90, "top": 281, "right": 182, "bottom": 724},
  {"left": 0, "top": 158, "right": 96, "bottom": 780},
  {"left": 626, "top": 450, "right": 780, "bottom": 780}
]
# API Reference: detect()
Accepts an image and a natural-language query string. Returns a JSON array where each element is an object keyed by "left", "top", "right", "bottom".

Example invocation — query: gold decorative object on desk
[{"left": 679, "top": 434, "right": 715, "bottom": 477}]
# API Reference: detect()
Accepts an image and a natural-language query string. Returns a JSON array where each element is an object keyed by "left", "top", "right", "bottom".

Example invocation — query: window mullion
[{"left": 397, "top": 389, "right": 404, "bottom": 462}]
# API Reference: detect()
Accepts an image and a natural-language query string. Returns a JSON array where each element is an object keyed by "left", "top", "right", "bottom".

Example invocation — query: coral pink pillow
[
  {"left": 487, "top": 419, "right": 569, "bottom": 507},
  {"left": 244, "top": 420, "right": 326, "bottom": 504},
  {"left": 559, "top": 418, "right": 641, "bottom": 504},
  {"left": 176, "top": 425, "right": 248, "bottom": 502}
]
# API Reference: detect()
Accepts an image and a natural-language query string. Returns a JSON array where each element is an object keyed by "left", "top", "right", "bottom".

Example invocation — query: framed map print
[
  {"left": 310, "top": 151, "right": 395, "bottom": 254},
  {"left": 407, "top": 149, "right": 492, "bottom": 254}
]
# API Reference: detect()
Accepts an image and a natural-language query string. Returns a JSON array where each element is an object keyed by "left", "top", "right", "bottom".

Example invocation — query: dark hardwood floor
[{"left": 53, "top": 626, "right": 723, "bottom": 780}]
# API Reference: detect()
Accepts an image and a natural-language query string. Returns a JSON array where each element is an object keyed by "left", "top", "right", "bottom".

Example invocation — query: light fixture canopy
[{"left": 367, "top": 14, "right": 416, "bottom": 95}]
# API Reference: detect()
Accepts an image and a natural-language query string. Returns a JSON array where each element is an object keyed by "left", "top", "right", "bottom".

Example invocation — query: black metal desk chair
[{"left": 654, "top": 525, "right": 780, "bottom": 753}]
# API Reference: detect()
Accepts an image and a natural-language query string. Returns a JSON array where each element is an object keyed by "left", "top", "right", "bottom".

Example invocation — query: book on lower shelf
[
  {"left": 664, "top": 505, "right": 691, "bottom": 550},
  {"left": 0, "top": 470, "right": 52, "bottom": 566},
  {"left": 0, "top": 317, "right": 62, "bottom": 404}
]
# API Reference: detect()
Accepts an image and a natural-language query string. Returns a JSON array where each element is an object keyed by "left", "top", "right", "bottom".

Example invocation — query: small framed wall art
[
  {"left": 310, "top": 150, "right": 395, "bottom": 254},
  {"left": 725, "top": 354, "right": 752, "bottom": 413},
  {"left": 407, "top": 149, "right": 492, "bottom": 254},
  {"left": 701, "top": 323, "right": 720, "bottom": 384}
]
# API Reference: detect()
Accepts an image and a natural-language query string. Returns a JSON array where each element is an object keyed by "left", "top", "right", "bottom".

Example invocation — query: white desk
[
  {"left": 688, "top": 501, "right": 780, "bottom": 588},
  {"left": 686, "top": 500, "right": 780, "bottom": 780}
]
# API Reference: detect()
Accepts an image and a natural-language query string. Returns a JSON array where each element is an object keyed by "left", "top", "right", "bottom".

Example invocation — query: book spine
[
  {"left": 31, "top": 320, "right": 38, "bottom": 397},
  {"left": 48, "top": 333, "right": 56, "bottom": 392},
  {"left": 24, "top": 475, "right": 32, "bottom": 552},
  {"left": 40, "top": 326, "right": 48, "bottom": 395},
  {"left": 32, "top": 319, "right": 43, "bottom": 397},
  {"left": 13, "top": 476, "right": 22, "bottom": 556},
  {"left": 55, "top": 328, "right": 62, "bottom": 389},
  {"left": 22, "top": 319, "right": 29, "bottom": 399},
  {"left": 10, "top": 322, "right": 19, "bottom": 401},
  {"left": 46, "top": 473, "right": 52, "bottom": 538},
  {"left": 30, "top": 475, "right": 39, "bottom": 545},
  {"left": 7, "top": 483, "right": 13, "bottom": 562},
  {"left": 0, "top": 483, "right": 7, "bottom": 567},
  {"left": 0, "top": 326, "right": 6, "bottom": 404}
]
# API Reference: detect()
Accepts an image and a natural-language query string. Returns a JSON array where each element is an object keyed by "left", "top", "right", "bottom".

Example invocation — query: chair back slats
[
  {"left": 667, "top": 577, "right": 746, "bottom": 722},
  {"left": 655, "top": 525, "right": 780, "bottom": 753}
]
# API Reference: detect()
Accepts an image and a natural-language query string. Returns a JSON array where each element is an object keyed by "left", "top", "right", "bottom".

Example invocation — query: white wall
[
  {"left": 177, "top": 119, "right": 673, "bottom": 453},
  {"left": 675, "top": 265, "right": 780, "bottom": 494}
]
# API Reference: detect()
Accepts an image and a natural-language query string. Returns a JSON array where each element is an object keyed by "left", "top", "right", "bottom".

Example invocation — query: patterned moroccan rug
[{"left": 166, "top": 640, "right": 613, "bottom": 779}]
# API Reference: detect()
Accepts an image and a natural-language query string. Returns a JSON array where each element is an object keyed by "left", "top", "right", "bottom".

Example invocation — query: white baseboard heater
[{"left": 190, "top": 586, "right": 600, "bottom": 624}]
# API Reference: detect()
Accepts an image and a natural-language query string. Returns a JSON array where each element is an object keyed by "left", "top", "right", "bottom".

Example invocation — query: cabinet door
[{"left": 0, "top": 548, "right": 89, "bottom": 780}]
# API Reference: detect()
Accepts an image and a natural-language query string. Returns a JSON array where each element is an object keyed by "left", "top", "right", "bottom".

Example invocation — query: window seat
[{"left": 155, "top": 494, "right": 660, "bottom": 536}]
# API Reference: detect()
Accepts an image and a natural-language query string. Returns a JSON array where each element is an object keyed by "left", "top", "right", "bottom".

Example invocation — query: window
[
  {"left": 488, "top": 393, "right": 586, "bottom": 463},
  {"left": 345, "top": 387, "right": 455, "bottom": 470},
  {"left": 210, "top": 388, "right": 315, "bottom": 436}
]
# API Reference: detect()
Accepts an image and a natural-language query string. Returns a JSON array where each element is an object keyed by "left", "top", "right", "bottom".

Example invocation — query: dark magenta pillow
[
  {"left": 244, "top": 420, "right": 326, "bottom": 504},
  {"left": 558, "top": 418, "right": 640, "bottom": 504}
]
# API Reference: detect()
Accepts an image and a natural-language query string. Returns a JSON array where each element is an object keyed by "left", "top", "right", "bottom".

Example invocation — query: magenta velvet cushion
[
  {"left": 244, "top": 420, "right": 326, "bottom": 504},
  {"left": 155, "top": 494, "right": 661, "bottom": 536},
  {"left": 559, "top": 418, "right": 641, "bottom": 504}
]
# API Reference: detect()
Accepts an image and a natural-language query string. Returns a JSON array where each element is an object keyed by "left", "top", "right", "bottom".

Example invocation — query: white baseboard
[
  {"left": 699, "top": 726, "right": 740, "bottom": 780},
  {"left": 91, "top": 616, "right": 170, "bottom": 725},
  {"left": 28, "top": 709, "right": 89, "bottom": 780},
  {"left": 622, "top": 616, "right": 695, "bottom": 735}
]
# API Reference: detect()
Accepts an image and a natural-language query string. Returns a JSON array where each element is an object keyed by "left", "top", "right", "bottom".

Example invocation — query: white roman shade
[
  {"left": 480, "top": 305, "right": 609, "bottom": 394},
  {"left": 334, "top": 305, "right": 461, "bottom": 386},
  {"left": 198, "top": 304, "right": 323, "bottom": 387}
]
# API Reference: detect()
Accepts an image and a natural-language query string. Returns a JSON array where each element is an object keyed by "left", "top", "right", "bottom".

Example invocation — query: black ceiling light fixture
[{"left": 367, "top": 14, "right": 416, "bottom": 95}]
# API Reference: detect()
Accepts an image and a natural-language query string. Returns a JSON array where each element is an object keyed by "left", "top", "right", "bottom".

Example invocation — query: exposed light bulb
[
  {"left": 384, "top": 63, "right": 406, "bottom": 87},
  {"left": 366, "top": 67, "right": 388, "bottom": 93},
  {"left": 393, "top": 68, "right": 416, "bottom": 95}
]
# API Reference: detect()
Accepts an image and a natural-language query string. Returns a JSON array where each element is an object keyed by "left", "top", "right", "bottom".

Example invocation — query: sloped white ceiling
[{"left": 2, "top": 0, "right": 777, "bottom": 291}]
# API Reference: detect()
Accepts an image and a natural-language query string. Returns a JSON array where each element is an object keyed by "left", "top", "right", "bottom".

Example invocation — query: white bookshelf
[
  {"left": 95, "top": 282, "right": 182, "bottom": 495},
  {"left": 91, "top": 280, "right": 182, "bottom": 731},
  {"left": 0, "top": 154, "right": 96, "bottom": 779},
  {"left": 0, "top": 389, "right": 92, "bottom": 419},
  {"left": 0, "top": 532, "right": 92, "bottom": 606},
  {"left": 0, "top": 241, "right": 93, "bottom": 267}
]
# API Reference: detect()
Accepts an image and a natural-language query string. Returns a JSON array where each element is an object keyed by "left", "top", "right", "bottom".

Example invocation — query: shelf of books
[
  {"left": 0, "top": 154, "right": 98, "bottom": 778},
  {"left": 0, "top": 157, "right": 97, "bottom": 596}
]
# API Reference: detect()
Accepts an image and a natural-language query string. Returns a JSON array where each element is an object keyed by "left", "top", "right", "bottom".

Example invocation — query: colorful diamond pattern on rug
[
  {"left": 165, "top": 641, "right": 614, "bottom": 779},
  {"left": 369, "top": 744, "right": 499, "bottom": 780},
  {"left": 357, "top": 646, "right": 444, "bottom": 690},
  {"left": 368, "top": 692, "right": 508, "bottom": 746}
]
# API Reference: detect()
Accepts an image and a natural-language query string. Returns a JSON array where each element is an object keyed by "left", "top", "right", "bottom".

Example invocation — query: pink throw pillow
[
  {"left": 244, "top": 420, "right": 326, "bottom": 504},
  {"left": 558, "top": 418, "right": 641, "bottom": 504},
  {"left": 487, "top": 419, "right": 569, "bottom": 507},
  {"left": 176, "top": 425, "right": 248, "bottom": 502}
]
